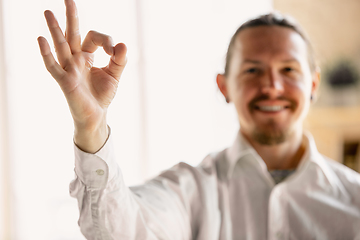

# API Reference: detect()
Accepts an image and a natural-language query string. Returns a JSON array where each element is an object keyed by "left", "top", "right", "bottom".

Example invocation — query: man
[{"left": 38, "top": 0, "right": 360, "bottom": 239}]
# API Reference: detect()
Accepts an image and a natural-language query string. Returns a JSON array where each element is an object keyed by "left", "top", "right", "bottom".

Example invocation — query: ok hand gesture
[{"left": 38, "top": 0, "right": 127, "bottom": 153}]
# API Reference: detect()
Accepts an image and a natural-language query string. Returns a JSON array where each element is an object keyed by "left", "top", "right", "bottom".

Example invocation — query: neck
[{"left": 242, "top": 129, "right": 306, "bottom": 170}]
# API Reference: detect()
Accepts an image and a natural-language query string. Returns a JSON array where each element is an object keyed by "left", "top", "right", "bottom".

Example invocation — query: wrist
[{"left": 74, "top": 119, "right": 109, "bottom": 153}]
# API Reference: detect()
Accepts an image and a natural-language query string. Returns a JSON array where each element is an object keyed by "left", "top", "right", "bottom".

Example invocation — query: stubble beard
[
  {"left": 251, "top": 118, "right": 289, "bottom": 145},
  {"left": 248, "top": 95, "right": 297, "bottom": 146}
]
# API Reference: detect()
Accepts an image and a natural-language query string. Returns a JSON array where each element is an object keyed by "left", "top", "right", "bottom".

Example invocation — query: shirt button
[{"left": 96, "top": 169, "right": 105, "bottom": 176}]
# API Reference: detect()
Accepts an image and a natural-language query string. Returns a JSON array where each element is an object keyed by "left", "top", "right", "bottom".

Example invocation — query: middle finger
[{"left": 65, "top": 0, "right": 81, "bottom": 53}]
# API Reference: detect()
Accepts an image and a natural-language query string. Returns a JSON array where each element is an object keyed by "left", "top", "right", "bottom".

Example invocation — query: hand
[{"left": 38, "top": 0, "right": 127, "bottom": 153}]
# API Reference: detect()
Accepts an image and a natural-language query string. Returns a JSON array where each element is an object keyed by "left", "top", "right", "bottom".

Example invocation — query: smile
[{"left": 255, "top": 105, "right": 288, "bottom": 112}]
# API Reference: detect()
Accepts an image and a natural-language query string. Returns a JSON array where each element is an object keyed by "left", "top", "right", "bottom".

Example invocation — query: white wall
[
  {"left": 0, "top": 0, "right": 11, "bottom": 238},
  {"left": 140, "top": 0, "right": 273, "bottom": 178},
  {"left": 1, "top": 0, "right": 272, "bottom": 239}
]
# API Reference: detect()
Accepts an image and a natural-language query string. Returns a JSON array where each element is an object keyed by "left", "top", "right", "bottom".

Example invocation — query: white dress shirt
[{"left": 70, "top": 131, "right": 360, "bottom": 240}]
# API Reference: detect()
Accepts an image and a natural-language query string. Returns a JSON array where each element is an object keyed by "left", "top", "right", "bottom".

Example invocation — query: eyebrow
[
  {"left": 242, "top": 58, "right": 300, "bottom": 64},
  {"left": 281, "top": 59, "right": 300, "bottom": 63},
  {"left": 242, "top": 59, "right": 262, "bottom": 64}
]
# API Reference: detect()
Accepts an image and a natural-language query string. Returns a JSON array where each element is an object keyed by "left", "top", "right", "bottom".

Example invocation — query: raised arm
[
  {"left": 37, "top": 0, "right": 127, "bottom": 153},
  {"left": 37, "top": 1, "right": 219, "bottom": 239}
]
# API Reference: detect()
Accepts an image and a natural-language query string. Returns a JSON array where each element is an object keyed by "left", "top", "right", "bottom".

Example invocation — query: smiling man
[
  {"left": 38, "top": 1, "right": 360, "bottom": 239},
  {"left": 217, "top": 21, "right": 318, "bottom": 171}
]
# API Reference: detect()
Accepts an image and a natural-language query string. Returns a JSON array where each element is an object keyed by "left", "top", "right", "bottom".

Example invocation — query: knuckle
[
  {"left": 106, "top": 35, "right": 113, "bottom": 42},
  {"left": 45, "top": 63, "right": 53, "bottom": 72},
  {"left": 72, "top": 29, "right": 81, "bottom": 36},
  {"left": 87, "top": 30, "right": 97, "bottom": 37}
]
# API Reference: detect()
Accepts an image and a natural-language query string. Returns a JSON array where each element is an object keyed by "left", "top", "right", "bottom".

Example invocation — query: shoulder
[
  {"left": 323, "top": 155, "right": 360, "bottom": 184},
  {"left": 156, "top": 150, "right": 226, "bottom": 183},
  {"left": 321, "top": 155, "right": 360, "bottom": 197},
  {"left": 197, "top": 149, "right": 230, "bottom": 180},
  {"left": 159, "top": 148, "right": 229, "bottom": 182}
]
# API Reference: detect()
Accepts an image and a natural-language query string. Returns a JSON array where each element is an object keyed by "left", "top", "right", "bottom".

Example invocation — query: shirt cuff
[{"left": 73, "top": 128, "right": 117, "bottom": 189}]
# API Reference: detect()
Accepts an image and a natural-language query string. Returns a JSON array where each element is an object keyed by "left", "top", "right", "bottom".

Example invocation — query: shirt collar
[
  {"left": 299, "top": 132, "right": 349, "bottom": 197},
  {"left": 224, "top": 131, "right": 351, "bottom": 200},
  {"left": 225, "top": 132, "right": 265, "bottom": 178},
  {"left": 225, "top": 131, "right": 325, "bottom": 179}
]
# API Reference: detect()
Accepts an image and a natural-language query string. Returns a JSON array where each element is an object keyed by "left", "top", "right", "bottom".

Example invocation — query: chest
[{"left": 213, "top": 175, "right": 360, "bottom": 240}]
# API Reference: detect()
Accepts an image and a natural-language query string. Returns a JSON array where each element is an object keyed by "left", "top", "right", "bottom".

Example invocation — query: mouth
[
  {"left": 254, "top": 105, "right": 290, "bottom": 112},
  {"left": 249, "top": 95, "right": 296, "bottom": 115}
]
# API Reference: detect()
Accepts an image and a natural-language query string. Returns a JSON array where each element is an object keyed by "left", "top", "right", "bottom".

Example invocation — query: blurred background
[
  {"left": 274, "top": 0, "right": 360, "bottom": 175},
  {"left": 0, "top": 0, "right": 359, "bottom": 239}
]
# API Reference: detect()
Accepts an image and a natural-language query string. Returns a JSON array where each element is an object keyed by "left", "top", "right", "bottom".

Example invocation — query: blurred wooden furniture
[{"left": 304, "top": 106, "right": 360, "bottom": 172}]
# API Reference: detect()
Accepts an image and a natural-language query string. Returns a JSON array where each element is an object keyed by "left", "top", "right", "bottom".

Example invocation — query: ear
[
  {"left": 216, "top": 74, "right": 229, "bottom": 103},
  {"left": 310, "top": 67, "right": 321, "bottom": 102}
]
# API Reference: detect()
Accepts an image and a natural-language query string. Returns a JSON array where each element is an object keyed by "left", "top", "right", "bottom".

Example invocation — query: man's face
[{"left": 218, "top": 26, "right": 319, "bottom": 145}]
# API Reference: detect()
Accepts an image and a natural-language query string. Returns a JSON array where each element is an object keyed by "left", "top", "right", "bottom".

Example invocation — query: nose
[{"left": 260, "top": 68, "right": 284, "bottom": 98}]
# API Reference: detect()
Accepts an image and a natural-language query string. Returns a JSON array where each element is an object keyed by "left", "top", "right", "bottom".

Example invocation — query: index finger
[
  {"left": 106, "top": 43, "right": 127, "bottom": 80},
  {"left": 65, "top": 0, "right": 81, "bottom": 53}
]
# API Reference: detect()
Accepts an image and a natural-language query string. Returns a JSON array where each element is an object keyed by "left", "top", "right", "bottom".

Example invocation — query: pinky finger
[{"left": 37, "top": 36, "right": 66, "bottom": 80}]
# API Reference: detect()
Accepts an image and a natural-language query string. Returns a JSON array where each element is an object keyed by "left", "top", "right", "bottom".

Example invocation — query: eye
[
  {"left": 245, "top": 68, "right": 259, "bottom": 74},
  {"left": 283, "top": 67, "right": 294, "bottom": 72}
]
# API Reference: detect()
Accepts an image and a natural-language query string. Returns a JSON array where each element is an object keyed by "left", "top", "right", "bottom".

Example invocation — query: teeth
[{"left": 258, "top": 105, "right": 284, "bottom": 111}]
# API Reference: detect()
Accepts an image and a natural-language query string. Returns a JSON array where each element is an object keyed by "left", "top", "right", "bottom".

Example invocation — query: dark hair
[{"left": 224, "top": 12, "right": 317, "bottom": 76}]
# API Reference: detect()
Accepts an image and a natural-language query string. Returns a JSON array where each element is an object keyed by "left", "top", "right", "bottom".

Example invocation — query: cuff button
[{"left": 96, "top": 169, "right": 105, "bottom": 176}]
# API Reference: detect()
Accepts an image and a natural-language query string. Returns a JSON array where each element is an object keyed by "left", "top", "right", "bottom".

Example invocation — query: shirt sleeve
[{"left": 69, "top": 131, "right": 212, "bottom": 240}]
